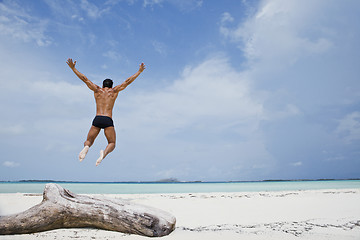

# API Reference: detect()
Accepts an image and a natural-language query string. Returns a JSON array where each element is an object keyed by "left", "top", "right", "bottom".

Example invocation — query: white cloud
[
  {"left": 106, "top": 0, "right": 136, "bottom": 6},
  {"left": 29, "top": 81, "right": 90, "bottom": 104},
  {"left": 221, "top": 12, "right": 234, "bottom": 24},
  {"left": 3, "top": 161, "right": 20, "bottom": 168},
  {"left": 118, "top": 56, "right": 264, "bottom": 138},
  {"left": 143, "top": 0, "right": 163, "bottom": 8},
  {"left": 0, "top": 43, "right": 94, "bottom": 140},
  {"left": 220, "top": 0, "right": 334, "bottom": 71},
  {"left": 45, "top": 0, "right": 110, "bottom": 21},
  {"left": 264, "top": 103, "right": 301, "bottom": 121},
  {"left": 214, "top": 0, "right": 360, "bottom": 179},
  {"left": 219, "top": 12, "right": 234, "bottom": 38},
  {"left": 45, "top": 0, "right": 82, "bottom": 22},
  {"left": 152, "top": 40, "right": 167, "bottom": 56},
  {"left": 71, "top": 14, "right": 84, "bottom": 22},
  {"left": 336, "top": 112, "right": 360, "bottom": 144},
  {"left": 291, "top": 161, "right": 302, "bottom": 167},
  {"left": 103, "top": 50, "right": 123, "bottom": 61},
  {"left": 0, "top": 78, "right": 93, "bottom": 141},
  {"left": 0, "top": 124, "right": 25, "bottom": 135},
  {"left": 170, "top": 0, "right": 203, "bottom": 11},
  {"left": 143, "top": 0, "right": 202, "bottom": 11},
  {"left": 218, "top": 0, "right": 359, "bottom": 125},
  {"left": 0, "top": 1, "right": 51, "bottom": 46},
  {"left": 80, "top": 0, "right": 110, "bottom": 19}
]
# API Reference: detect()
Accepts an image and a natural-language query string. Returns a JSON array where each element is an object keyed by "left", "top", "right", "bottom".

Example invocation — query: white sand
[{"left": 0, "top": 189, "right": 359, "bottom": 239}]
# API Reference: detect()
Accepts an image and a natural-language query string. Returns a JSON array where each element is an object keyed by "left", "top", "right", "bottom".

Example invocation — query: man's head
[{"left": 103, "top": 79, "right": 113, "bottom": 88}]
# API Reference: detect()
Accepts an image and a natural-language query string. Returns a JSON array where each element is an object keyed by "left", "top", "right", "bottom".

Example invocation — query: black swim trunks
[{"left": 92, "top": 115, "right": 114, "bottom": 129}]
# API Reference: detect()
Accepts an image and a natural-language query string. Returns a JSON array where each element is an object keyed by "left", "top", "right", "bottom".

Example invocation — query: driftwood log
[{"left": 0, "top": 183, "right": 176, "bottom": 237}]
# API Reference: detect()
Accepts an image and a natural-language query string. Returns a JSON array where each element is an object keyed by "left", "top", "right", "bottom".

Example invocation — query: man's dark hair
[{"left": 103, "top": 79, "right": 113, "bottom": 88}]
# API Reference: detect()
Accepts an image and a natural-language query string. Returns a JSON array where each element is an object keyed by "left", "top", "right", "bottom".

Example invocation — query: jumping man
[{"left": 66, "top": 58, "right": 146, "bottom": 166}]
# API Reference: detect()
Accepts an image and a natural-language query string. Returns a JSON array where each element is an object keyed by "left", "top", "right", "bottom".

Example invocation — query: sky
[{"left": 0, "top": 0, "right": 359, "bottom": 182}]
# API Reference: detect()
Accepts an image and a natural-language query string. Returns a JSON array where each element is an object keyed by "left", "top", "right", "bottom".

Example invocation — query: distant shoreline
[{"left": 1, "top": 178, "right": 359, "bottom": 184}]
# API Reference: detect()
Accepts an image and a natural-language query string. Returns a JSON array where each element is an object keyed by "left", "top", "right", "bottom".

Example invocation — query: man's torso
[{"left": 94, "top": 88, "right": 119, "bottom": 118}]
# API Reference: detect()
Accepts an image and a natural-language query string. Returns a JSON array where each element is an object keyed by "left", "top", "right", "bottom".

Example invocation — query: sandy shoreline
[{"left": 1, "top": 189, "right": 359, "bottom": 239}]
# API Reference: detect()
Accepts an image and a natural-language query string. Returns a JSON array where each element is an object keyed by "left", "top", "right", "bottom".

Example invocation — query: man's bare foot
[
  {"left": 79, "top": 146, "right": 90, "bottom": 162},
  {"left": 96, "top": 150, "right": 104, "bottom": 166}
]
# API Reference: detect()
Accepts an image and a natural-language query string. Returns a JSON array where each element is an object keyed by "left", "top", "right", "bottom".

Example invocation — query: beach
[{"left": 0, "top": 188, "right": 359, "bottom": 239}]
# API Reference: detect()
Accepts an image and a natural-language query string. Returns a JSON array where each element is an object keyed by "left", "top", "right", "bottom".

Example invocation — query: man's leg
[
  {"left": 96, "top": 126, "right": 116, "bottom": 166},
  {"left": 79, "top": 126, "right": 101, "bottom": 162}
]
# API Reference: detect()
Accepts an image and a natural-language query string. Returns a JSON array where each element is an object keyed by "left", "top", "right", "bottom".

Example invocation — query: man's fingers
[{"left": 66, "top": 58, "right": 76, "bottom": 68}]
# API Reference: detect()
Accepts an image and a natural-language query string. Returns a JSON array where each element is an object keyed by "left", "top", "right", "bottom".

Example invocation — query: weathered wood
[{"left": 0, "top": 183, "right": 176, "bottom": 237}]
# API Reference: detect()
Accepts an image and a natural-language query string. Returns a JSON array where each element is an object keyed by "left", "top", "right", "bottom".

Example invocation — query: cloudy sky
[{"left": 0, "top": 0, "right": 359, "bottom": 182}]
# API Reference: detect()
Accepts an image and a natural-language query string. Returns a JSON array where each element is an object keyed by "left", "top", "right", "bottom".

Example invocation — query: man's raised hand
[
  {"left": 139, "top": 63, "right": 146, "bottom": 72},
  {"left": 67, "top": 58, "right": 76, "bottom": 69}
]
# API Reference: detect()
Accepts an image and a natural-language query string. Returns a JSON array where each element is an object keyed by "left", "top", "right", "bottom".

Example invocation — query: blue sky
[{"left": 0, "top": 0, "right": 359, "bottom": 182}]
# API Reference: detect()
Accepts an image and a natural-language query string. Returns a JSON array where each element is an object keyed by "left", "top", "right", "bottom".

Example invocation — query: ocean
[{"left": 0, "top": 180, "right": 359, "bottom": 194}]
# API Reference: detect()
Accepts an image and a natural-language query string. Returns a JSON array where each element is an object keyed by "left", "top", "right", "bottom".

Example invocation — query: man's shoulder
[{"left": 96, "top": 88, "right": 118, "bottom": 96}]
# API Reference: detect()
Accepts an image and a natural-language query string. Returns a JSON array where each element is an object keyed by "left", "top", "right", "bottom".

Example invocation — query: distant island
[{"left": 155, "top": 178, "right": 180, "bottom": 183}]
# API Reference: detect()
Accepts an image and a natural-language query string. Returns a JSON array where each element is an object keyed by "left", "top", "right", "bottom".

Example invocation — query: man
[{"left": 66, "top": 58, "right": 145, "bottom": 166}]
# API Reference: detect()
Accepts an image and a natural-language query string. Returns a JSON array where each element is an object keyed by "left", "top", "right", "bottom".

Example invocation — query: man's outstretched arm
[
  {"left": 114, "top": 63, "right": 146, "bottom": 93},
  {"left": 66, "top": 58, "right": 99, "bottom": 92}
]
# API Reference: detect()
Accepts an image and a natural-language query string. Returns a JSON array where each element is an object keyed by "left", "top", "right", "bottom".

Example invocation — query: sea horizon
[{"left": 1, "top": 177, "right": 360, "bottom": 184}]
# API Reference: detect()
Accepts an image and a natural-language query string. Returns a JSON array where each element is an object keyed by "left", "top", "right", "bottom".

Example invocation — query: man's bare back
[
  {"left": 94, "top": 87, "right": 119, "bottom": 118},
  {"left": 67, "top": 58, "right": 145, "bottom": 166}
]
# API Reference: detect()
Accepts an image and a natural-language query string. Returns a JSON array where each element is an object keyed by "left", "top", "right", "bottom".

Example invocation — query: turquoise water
[{"left": 0, "top": 180, "right": 359, "bottom": 194}]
